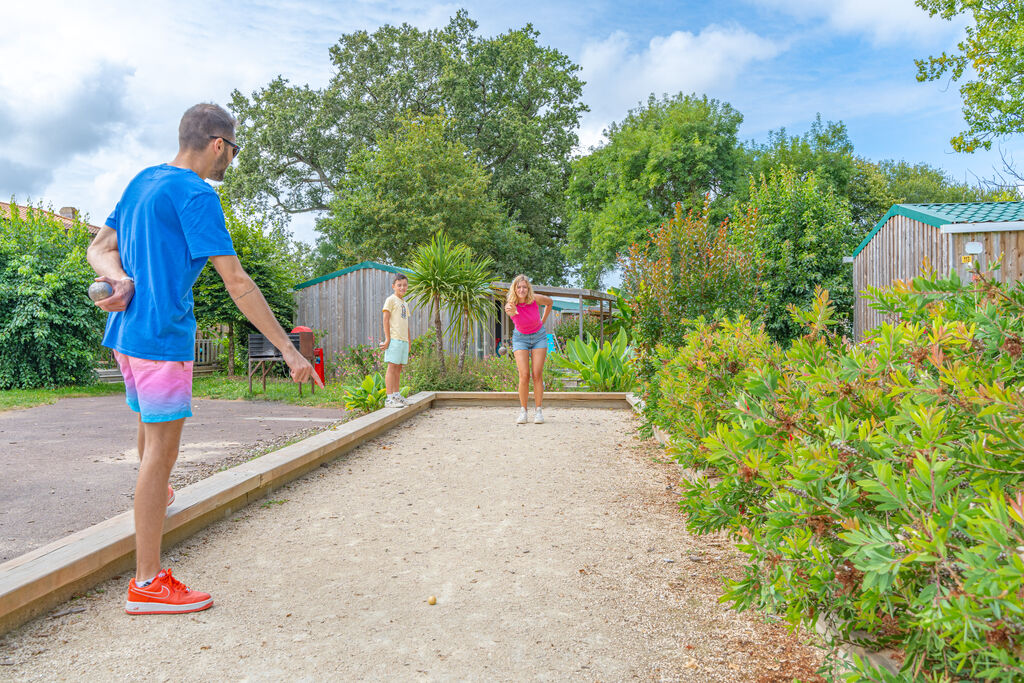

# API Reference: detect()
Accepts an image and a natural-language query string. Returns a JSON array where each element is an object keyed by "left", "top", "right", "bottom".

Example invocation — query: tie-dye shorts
[{"left": 113, "top": 351, "right": 193, "bottom": 423}]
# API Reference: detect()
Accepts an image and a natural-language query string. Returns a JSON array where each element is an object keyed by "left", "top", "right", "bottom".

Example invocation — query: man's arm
[
  {"left": 85, "top": 226, "right": 135, "bottom": 312},
  {"left": 210, "top": 254, "right": 323, "bottom": 387}
]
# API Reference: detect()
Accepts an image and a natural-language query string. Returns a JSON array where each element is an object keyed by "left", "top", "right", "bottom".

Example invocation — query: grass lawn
[
  {"left": 192, "top": 374, "right": 349, "bottom": 408},
  {"left": 0, "top": 374, "right": 351, "bottom": 413},
  {"left": 0, "top": 383, "right": 127, "bottom": 413}
]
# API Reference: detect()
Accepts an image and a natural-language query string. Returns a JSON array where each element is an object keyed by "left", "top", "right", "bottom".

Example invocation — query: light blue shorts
[
  {"left": 512, "top": 329, "right": 548, "bottom": 352},
  {"left": 384, "top": 338, "right": 409, "bottom": 365}
]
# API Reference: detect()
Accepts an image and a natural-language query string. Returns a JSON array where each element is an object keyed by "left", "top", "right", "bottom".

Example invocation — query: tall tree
[
  {"left": 224, "top": 11, "right": 585, "bottom": 283},
  {"left": 915, "top": 0, "right": 1024, "bottom": 153},
  {"left": 564, "top": 93, "right": 745, "bottom": 287},
  {"left": 314, "top": 114, "right": 527, "bottom": 275},
  {"left": 743, "top": 167, "right": 858, "bottom": 343}
]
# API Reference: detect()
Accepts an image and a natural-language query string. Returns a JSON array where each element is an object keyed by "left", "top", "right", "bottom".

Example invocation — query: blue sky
[{"left": 1, "top": 0, "right": 1018, "bottom": 246}]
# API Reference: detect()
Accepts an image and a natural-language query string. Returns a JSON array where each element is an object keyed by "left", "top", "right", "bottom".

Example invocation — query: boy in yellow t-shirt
[{"left": 379, "top": 273, "right": 410, "bottom": 408}]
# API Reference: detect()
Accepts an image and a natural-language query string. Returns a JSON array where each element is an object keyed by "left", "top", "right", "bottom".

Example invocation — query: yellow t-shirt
[{"left": 382, "top": 294, "right": 410, "bottom": 342}]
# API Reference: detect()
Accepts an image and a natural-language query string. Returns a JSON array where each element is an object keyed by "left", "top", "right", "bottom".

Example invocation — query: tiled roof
[
  {"left": 853, "top": 202, "right": 1024, "bottom": 258},
  {"left": 897, "top": 202, "right": 1024, "bottom": 224},
  {"left": 0, "top": 201, "right": 103, "bottom": 234},
  {"left": 293, "top": 261, "right": 412, "bottom": 290}
]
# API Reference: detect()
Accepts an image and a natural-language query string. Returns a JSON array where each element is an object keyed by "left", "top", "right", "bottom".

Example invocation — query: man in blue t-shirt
[{"left": 87, "top": 103, "right": 322, "bottom": 616}]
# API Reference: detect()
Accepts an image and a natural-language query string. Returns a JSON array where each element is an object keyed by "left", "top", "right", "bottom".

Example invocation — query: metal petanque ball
[{"left": 88, "top": 281, "right": 113, "bottom": 302}]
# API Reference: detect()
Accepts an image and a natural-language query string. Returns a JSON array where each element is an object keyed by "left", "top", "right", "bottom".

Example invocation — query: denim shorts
[{"left": 512, "top": 329, "right": 547, "bottom": 351}]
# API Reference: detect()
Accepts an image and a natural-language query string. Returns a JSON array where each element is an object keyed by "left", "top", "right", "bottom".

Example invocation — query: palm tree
[
  {"left": 407, "top": 234, "right": 466, "bottom": 375},
  {"left": 448, "top": 250, "right": 495, "bottom": 373}
]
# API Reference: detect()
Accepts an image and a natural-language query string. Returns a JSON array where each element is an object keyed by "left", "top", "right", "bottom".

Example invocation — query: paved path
[
  {"left": 0, "top": 406, "right": 822, "bottom": 681},
  {"left": 0, "top": 396, "right": 343, "bottom": 562}
]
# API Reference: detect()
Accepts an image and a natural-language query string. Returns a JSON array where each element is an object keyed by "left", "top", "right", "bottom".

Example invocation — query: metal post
[
  {"left": 578, "top": 294, "right": 583, "bottom": 341},
  {"left": 600, "top": 297, "right": 605, "bottom": 344}
]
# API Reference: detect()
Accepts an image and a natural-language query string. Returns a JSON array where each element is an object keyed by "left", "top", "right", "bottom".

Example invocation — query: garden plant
[{"left": 643, "top": 273, "right": 1024, "bottom": 681}]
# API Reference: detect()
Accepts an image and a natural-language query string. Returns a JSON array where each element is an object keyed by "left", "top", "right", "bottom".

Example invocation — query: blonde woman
[{"left": 504, "top": 274, "right": 553, "bottom": 424}]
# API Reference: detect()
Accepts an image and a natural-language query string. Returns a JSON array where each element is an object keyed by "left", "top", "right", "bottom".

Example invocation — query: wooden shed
[
  {"left": 292, "top": 261, "right": 489, "bottom": 361},
  {"left": 851, "top": 202, "right": 1024, "bottom": 339}
]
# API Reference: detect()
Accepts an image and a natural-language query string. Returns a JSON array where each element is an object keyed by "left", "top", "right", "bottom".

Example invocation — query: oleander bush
[
  {"left": 650, "top": 314, "right": 781, "bottom": 463},
  {"left": 621, "top": 197, "right": 760, "bottom": 425},
  {"left": 656, "top": 273, "right": 1024, "bottom": 681}
]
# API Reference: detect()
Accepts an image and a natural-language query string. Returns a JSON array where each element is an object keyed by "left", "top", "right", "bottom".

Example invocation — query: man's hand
[
  {"left": 379, "top": 338, "right": 391, "bottom": 350},
  {"left": 92, "top": 276, "right": 134, "bottom": 312},
  {"left": 283, "top": 346, "right": 324, "bottom": 388}
]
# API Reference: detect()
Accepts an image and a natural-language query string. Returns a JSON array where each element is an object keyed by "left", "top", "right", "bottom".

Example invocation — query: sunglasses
[{"left": 210, "top": 135, "right": 241, "bottom": 157}]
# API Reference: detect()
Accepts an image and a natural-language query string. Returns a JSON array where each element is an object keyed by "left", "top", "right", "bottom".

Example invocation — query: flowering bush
[
  {"left": 621, "top": 197, "right": 760, "bottom": 422},
  {"left": 651, "top": 314, "right": 780, "bottom": 462},
  {"left": 660, "top": 274, "right": 1024, "bottom": 681}
]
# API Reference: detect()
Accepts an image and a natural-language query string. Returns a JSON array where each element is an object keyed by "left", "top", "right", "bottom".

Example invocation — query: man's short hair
[
  {"left": 394, "top": 273, "right": 408, "bottom": 284},
  {"left": 178, "top": 103, "right": 236, "bottom": 152}
]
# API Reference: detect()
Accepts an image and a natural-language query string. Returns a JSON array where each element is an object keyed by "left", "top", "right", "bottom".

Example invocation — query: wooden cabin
[{"left": 851, "top": 202, "right": 1024, "bottom": 339}]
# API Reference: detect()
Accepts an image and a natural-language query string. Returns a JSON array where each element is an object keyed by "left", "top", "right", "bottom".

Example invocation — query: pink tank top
[{"left": 511, "top": 301, "right": 543, "bottom": 334}]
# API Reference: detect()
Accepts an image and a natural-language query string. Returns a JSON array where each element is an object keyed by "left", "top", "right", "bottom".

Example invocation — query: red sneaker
[
  {"left": 124, "top": 569, "right": 212, "bottom": 615},
  {"left": 167, "top": 485, "right": 175, "bottom": 507}
]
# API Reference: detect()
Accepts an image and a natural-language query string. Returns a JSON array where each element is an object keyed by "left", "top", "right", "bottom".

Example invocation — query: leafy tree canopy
[
  {"left": 915, "top": 0, "right": 1024, "bottom": 152},
  {"left": 742, "top": 166, "right": 858, "bottom": 343},
  {"left": 0, "top": 204, "right": 104, "bottom": 388},
  {"left": 193, "top": 198, "right": 301, "bottom": 372},
  {"left": 564, "top": 93, "right": 745, "bottom": 287},
  {"left": 225, "top": 10, "right": 585, "bottom": 284},
  {"left": 314, "top": 114, "right": 528, "bottom": 276}
]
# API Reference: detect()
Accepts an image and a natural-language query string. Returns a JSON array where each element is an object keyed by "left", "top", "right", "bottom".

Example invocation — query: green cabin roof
[
  {"left": 293, "top": 261, "right": 411, "bottom": 291},
  {"left": 853, "top": 202, "right": 1024, "bottom": 258}
]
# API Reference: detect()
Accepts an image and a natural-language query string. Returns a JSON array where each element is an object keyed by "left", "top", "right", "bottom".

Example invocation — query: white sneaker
[
  {"left": 384, "top": 396, "right": 404, "bottom": 408},
  {"left": 515, "top": 408, "right": 528, "bottom": 424},
  {"left": 534, "top": 408, "right": 545, "bottom": 424},
  {"left": 398, "top": 393, "right": 412, "bottom": 406}
]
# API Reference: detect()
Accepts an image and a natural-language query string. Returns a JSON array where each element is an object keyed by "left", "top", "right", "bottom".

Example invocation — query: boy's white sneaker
[
  {"left": 397, "top": 393, "right": 412, "bottom": 406},
  {"left": 534, "top": 408, "right": 545, "bottom": 424},
  {"left": 384, "top": 395, "right": 404, "bottom": 408},
  {"left": 515, "top": 408, "right": 528, "bottom": 424}
]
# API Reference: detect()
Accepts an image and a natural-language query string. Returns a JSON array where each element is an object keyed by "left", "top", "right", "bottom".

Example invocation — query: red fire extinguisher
[{"left": 313, "top": 347, "right": 325, "bottom": 385}]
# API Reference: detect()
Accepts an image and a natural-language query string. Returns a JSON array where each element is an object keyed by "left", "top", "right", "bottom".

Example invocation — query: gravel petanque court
[{"left": 0, "top": 406, "right": 821, "bottom": 681}]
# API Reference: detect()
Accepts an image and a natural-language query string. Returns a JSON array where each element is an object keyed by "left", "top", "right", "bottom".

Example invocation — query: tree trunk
[
  {"left": 227, "top": 322, "right": 235, "bottom": 377},
  {"left": 458, "top": 311, "right": 470, "bottom": 373},
  {"left": 433, "top": 294, "right": 446, "bottom": 375}
]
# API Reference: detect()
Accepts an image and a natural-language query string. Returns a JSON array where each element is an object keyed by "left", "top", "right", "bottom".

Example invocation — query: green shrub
[
  {"left": 406, "top": 345, "right": 564, "bottom": 393},
  {"left": 553, "top": 313, "right": 604, "bottom": 349},
  {"left": 342, "top": 373, "right": 387, "bottom": 412},
  {"left": 335, "top": 342, "right": 386, "bottom": 381},
  {"left": 0, "top": 204, "right": 104, "bottom": 389},
  {"left": 621, "top": 198, "right": 760, "bottom": 421},
  {"left": 556, "top": 329, "right": 636, "bottom": 391},
  {"left": 666, "top": 277, "right": 1024, "bottom": 681},
  {"left": 651, "top": 315, "right": 780, "bottom": 462}
]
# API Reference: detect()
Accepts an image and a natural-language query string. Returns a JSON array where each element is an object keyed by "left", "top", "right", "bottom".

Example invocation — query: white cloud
[
  {"left": 577, "top": 25, "right": 783, "bottom": 148},
  {"left": 0, "top": 0, "right": 461, "bottom": 241},
  {"left": 751, "top": 0, "right": 961, "bottom": 45}
]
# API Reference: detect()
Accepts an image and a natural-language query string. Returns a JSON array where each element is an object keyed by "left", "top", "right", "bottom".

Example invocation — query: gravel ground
[{"left": 0, "top": 406, "right": 823, "bottom": 681}]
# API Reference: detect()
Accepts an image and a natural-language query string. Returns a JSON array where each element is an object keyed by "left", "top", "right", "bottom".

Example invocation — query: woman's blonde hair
[{"left": 506, "top": 274, "right": 536, "bottom": 305}]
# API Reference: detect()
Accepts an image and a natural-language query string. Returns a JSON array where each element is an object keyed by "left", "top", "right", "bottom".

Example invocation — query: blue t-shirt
[{"left": 102, "top": 164, "right": 236, "bottom": 361}]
